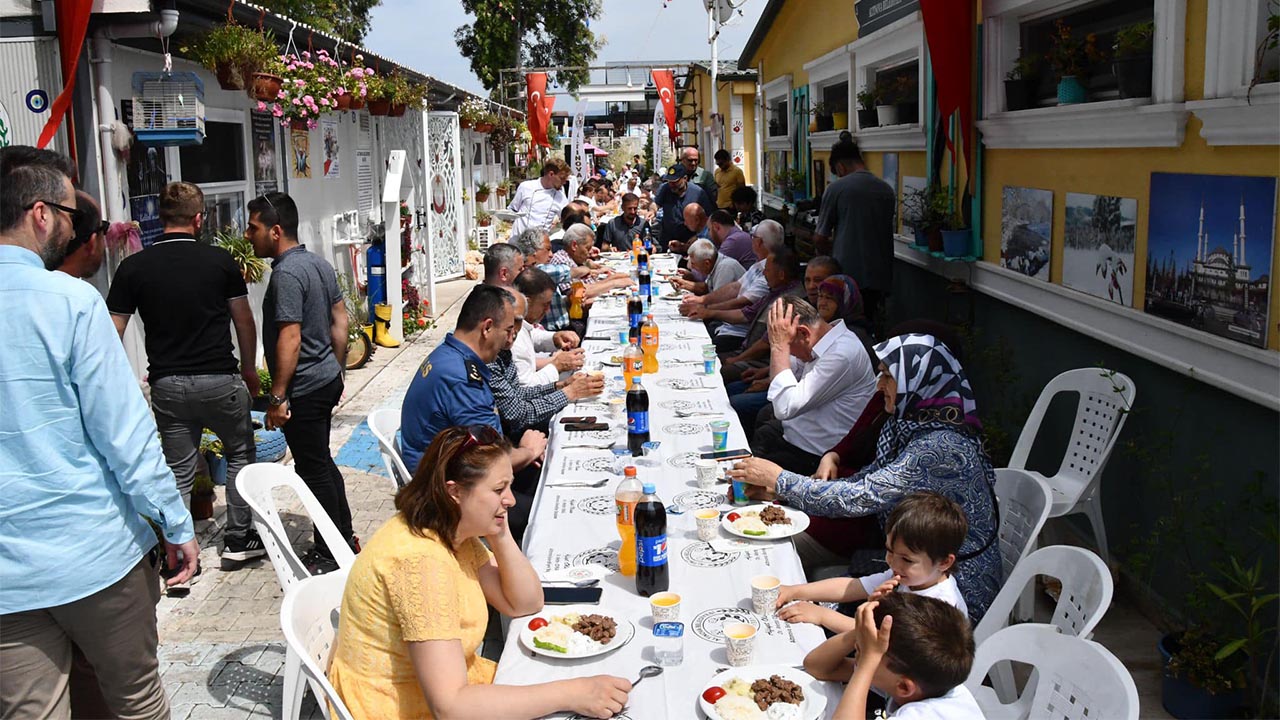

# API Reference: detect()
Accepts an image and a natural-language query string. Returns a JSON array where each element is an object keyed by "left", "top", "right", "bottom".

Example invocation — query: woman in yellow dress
[{"left": 328, "top": 425, "right": 633, "bottom": 718}]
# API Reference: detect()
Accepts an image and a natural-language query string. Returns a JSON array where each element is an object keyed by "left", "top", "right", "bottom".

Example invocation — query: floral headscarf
[
  {"left": 817, "top": 274, "right": 865, "bottom": 324},
  {"left": 872, "top": 333, "right": 983, "bottom": 463}
]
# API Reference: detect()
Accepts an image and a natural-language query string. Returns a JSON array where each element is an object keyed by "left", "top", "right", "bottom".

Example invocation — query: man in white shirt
[
  {"left": 508, "top": 158, "right": 571, "bottom": 239},
  {"left": 679, "top": 219, "right": 783, "bottom": 348},
  {"left": 753, "top": 295, "right": 875, "bottom": 475},
  {"left": 671, "top": 239, "right": 744, "bottom": 296},
  {"left": 510, "top": 266, "right": 582, "bottom": 385}
]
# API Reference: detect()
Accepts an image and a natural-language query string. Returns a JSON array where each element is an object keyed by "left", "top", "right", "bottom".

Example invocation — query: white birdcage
[{"left": 130, "top": 71, "right": 205, "bottom": 146}]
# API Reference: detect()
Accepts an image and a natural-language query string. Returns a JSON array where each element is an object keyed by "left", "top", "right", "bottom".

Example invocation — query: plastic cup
[
  {"left": 695, "top": 508, "right": 720, "bottom": 541},
  {"left": 693, "top": 459, "right": 719, "bottom": 489},
  {"left": 709, "top": 421, "right": 730, "bottom": 451},
  {"left": 650, "top": 591, "right": 681, "bottom": 623},
  {"left": 618, "top": 328, "right": 629, "bottom": 345},
  {"left": 703, "top": 357, "right": 716, "bottom": 375},
  {"left": 731, "top": 478, "right": 750, "bottom": 505},
  {"left": 723, "top": 623, "right": 757, "bottom": 667},
  {"left": 751, "top": 575, "right": 781, "bottom": 616}
]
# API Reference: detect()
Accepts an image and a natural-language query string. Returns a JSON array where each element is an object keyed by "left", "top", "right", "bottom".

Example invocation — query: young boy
[
  {"left": 808, "top": 594, "right": 984, "bottom": 718},
  {"left": 775, "top": 492, "right": 969, "bottom": 633}
]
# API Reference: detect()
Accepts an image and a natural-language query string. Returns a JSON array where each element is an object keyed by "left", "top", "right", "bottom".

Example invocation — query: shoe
[
  {"left": 222, "top": 530, "right": 268, "bottom": 563},
  {"left": 299, "top": 548, "right": 340, "bottom": 576}
]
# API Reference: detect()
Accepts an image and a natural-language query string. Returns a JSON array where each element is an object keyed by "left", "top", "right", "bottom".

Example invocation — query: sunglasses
[
  {"left": 25, "top": 200, "right": 84, "bottom": 225},
  {"left": 96, "top": 220, "right": 110, "bottom": 236},
  {"left": 459, "top": 424, "right": 501, "bottom": 451}
]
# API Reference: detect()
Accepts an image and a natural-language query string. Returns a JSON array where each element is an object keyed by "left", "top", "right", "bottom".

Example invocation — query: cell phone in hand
[
  {"left": 700, "top": 448, "right": 753, "bottom": 461},
  {"left": 559, "top": 416, "right": 595, "bottom": 424}
]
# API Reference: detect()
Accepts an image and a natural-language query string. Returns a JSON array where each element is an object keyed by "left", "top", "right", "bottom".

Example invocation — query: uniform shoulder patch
[{"left": 464, "top": 359, "right": 484, "bottom": 383}]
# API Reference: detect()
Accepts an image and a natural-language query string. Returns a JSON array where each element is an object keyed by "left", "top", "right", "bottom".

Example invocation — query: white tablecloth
[{"left": 494, "top": 256, "right": 843, "bottom": 718}]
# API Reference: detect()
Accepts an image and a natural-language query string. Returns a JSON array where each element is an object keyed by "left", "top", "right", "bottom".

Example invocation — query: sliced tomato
[
  {"left": 527, "top": 617, "right": 549, "bottom": 631},
  {"left": 701, "top": 686, "right": 727, "bottom": 704},
  {"left": 725, "top": 512, "right": 741, "bottom": 523}
]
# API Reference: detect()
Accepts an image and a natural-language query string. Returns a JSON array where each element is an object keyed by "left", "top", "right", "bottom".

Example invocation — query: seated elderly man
[
  {"left": 549, "top": 224, "right": 633, "bottom": 296},
  {"left": 483, "top": 242, "right": 525, "bottom": 288},
  {"left": 679, "top": 219, "right": 784, "bottom": 351},
  {"left": 709, "top": 209, "right": 758, "bottom": 270},
  {"left": 748, "top": 296, "right": 876, "bottom": 475},
  {"left": 671, "top": 239, "right": 744, "bottom": 296},
  {"left": 511, "top": 266, "right": 583, "bottom": 385},
  {"left": 513, "top": 227, "right": 577, "bottom": 336},
  {"left": 667, "top": 203, "right": 710, "bottom": 257}
]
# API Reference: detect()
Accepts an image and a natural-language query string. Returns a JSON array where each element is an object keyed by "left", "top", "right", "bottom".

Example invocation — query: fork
[{"left": 545, "top": 478, "right": 611, "bottom": 489}]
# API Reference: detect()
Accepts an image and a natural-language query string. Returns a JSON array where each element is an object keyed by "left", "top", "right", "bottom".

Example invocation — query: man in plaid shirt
[{"left": 512, "top": 227, "right": 576, "bottom": 334}]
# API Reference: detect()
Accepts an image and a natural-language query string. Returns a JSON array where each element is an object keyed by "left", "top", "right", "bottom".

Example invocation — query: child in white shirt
[{"left": 775, "top": 492, "right": 969, "bottom": 634}]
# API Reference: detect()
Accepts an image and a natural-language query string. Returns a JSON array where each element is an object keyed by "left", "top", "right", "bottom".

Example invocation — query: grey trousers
[{"left": 150, "top": 373, "right": 255, "bottom": 540}]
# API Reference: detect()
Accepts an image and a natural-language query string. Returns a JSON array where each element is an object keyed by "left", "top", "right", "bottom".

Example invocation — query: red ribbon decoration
[
  {"left": 651, "top": 69, "right": 678, "bottom": 145},
  {"left": 36, "top": 0, "right": 94, "bottom": 162},
  {"left": 525, "top": 72, "right": 548, "bottom": 146},
  {"left": 920, "top": 0, "right": 974, "bottom": 176}
]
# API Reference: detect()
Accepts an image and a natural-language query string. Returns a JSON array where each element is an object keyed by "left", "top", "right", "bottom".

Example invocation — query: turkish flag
[
  {"left": 526, "top": 73, "right": 548, "bottom": 146},
  {"left": 651, "top": 69, "right": 678, "bottom": 145},
  {"left": 921, "top": 0, "right": 974, "bottom": 177},
  {"left": 538, "top": 95, "right": 556, "bottom": 147},
  {"left": 37, "top": 0, "right": 93, "bottom": 163}
]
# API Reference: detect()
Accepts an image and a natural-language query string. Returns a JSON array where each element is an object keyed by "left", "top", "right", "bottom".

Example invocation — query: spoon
[
  {"left": 545, "top": 478, "right": 611, "bottom": 488},
  {"left": 541, "top": 578, "right": 600, "bottom": 587},
  {"left": 631, "top": 665, "right": 663, "bottom": 689}
]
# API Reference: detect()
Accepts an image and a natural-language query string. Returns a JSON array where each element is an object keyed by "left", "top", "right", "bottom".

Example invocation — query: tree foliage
[
  {"left": 257, "top": 0, "right": 382, "bottom": 43},
  {"left": 454, "top": 0, "right": 603, "bottom": 95}
]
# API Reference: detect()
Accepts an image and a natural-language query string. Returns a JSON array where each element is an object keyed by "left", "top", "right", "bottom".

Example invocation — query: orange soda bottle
[
  {"left": 641, "top": 314, "right": 659, "bottom": 373},
  {"left": 615, "top": 466, "right": 642, "bottom": 577},
  {"left": 623, "top": 337, "right": 643, "bottom": 390}
]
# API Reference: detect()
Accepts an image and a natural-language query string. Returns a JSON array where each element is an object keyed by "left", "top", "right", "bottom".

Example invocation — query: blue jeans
[{"left": 729, "top": 386, "right": 770, "bottom": 439}]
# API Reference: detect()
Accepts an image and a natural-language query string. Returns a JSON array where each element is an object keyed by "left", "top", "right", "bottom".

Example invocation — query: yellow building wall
[
  {"left": 980, "top": 0, "right": 1280, "bottom": 350},
  {"left": 682, "top": 69, "right": 761, "bottom": 186}
]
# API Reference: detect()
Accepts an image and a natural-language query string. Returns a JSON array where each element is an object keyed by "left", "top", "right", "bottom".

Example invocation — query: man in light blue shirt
[{"left": 0, "top": 146, "right": 197, "bottom": 719}]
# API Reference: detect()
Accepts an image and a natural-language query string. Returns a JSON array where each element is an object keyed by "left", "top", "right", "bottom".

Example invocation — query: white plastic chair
[
  {"left": 966, "top": 624, "right": 1139, "bottom": 720},
  {"left": 1007, "top": 368, "right": 1135, "bottom": 566},
  {"left": 994, "top": 468, "right": 1053, "bottom": 581},
  {"left": 368, "top": 408, "right": 412, "bottom": 491},
  {"left": 280, "top": 568, "right": 355, "bottom": 720},
  {"left": 974, "top": 545, "right": 1114, "bottom": 701},
  {"left": 236, "top": 463, "right": 356, "bottom": 720}
]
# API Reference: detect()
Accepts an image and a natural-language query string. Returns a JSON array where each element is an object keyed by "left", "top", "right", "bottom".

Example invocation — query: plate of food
[
  {"left": 600, "top": 354, "right": 623, "bottom": 367},
  {"left": 518, "top": 607, "right": 635, "bottom": 659},
  {"left": 721, "top": 504, "right": 810, "bottom": 540},
  {"left": 699, "top": 665, "right": 826, "bottom": 720}
]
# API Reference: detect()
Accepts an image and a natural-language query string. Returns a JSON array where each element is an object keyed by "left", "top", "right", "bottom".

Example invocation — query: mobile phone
[
  {"left": 543, "top": 586, "right": 603, "bottom": 605},
  {"left": 559, "top": 416, "right": 595, "bottom": 424},
  {"left": 700, "top": 448, "right": 753, "bottom": 461},
  {"left": 566, "top": 423, "right": 609, "bottom": 432}
]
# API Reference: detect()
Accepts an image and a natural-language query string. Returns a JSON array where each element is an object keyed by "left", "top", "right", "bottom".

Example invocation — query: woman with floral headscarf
[{"left": 727, "top": 333, "right": 1001, "bottom": 622}]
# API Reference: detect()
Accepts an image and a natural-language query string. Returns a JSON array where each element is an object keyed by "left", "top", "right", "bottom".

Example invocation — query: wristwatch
[{"left": 267, "top": 392, "right": 288, "bottom": 407}]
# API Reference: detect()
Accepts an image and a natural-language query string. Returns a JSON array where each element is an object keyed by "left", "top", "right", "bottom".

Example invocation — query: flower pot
[
  {"left": 475, "top": 191, "right": 490, "bottom": 203},
  {"left": 206, "top": 453, "right": 228, "bottom": 486},
  {"left": 831, "top": 111, "right": 848, "bottom": 130},
  {"left": 251, "top": 72, "right": 283, "bottom": 102},
  {"left": 461, "top": 117, "right": 474, "bottom": 129},
  {"left": 1056, "top": 75, "right": 1087, "bottom": 105},
  {"left": 348, "top": 96, "right": 365, "bottom": 110},
  {"left": 875, "top": 104, "right": 899, "bottom": 126},
  {"left": 1004, "top": 78, "right": 1035, "bottom": 111},
  {"left": 942, "top": 229, "right": 971, "bottom": 258},
  {"left": 1114, "top": 55, "right": 1153, "bottom": 99},
  {"left": 495, "top": 187, "right": 508, "bottom": 197},
  {"left": 191, "top": 491, "right": 215, "bottom": 521},
  {"left": 334, "top": 93, "right": 352, "bottom": 110},
  {"left": 815, "top": 114, "right": 834, "bottom": 132},
  {"left": 857, "top": 108, "right": 879, "bottom": 129},
  {"left": 250, "top": 411, "right": 288, "bottom": 462},
  {"left": 215, "top": 62, "right": 247, "bottom": 91},
  {"left": 913, "top": 228, "right": 929, "bottom": 248},
  {"left": 926, "top": 226, "right": 944, "bottom": 253},
  {"left": 389, "top": 103, "right": 407, "bottom": 117},
  {"left": 475, "top": 122, "right": 494, "bottom": 133},
  {"left": 478, "top": 218, "right": 492, "bottom": 227},
  {"left": 288, "top": 118, "right": 310, "bottom": 131},
  {"left": 808, "top": 119, "right": 818, "bottom": 133},
  {"left": 367, "top": 99, "right": 391, "bottom": 116},
  {"left": 1158, "top": 634, "right": 1249, "bottom": 719},
  {"left": 791, "top": 190, "right": 806, "bottom": 203},
  {"left": 895, "top": 101, "right": 919, "bottom": 125}
]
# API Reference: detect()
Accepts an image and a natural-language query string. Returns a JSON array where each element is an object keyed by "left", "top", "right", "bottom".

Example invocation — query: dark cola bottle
[{"left": 634, "top": 482, "right": 669, "bottom": 597}]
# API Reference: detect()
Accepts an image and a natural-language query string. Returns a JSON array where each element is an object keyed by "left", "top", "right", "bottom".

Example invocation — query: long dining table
[{"left": 494, "top": 253, "right": 843, "bottom": 719}]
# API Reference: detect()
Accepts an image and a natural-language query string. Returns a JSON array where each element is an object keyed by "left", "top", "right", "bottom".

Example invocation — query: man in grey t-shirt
[
  {"left": 247, "top": 192, "right": 352, "bottom": 575},
  {"left": 814, "top": 141, "right": 896, "bottom": 327}
]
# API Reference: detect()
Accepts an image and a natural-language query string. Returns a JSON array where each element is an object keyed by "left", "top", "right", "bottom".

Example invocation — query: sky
[{"left": 364, "top": 0, "right": 769, "bottom": 95}]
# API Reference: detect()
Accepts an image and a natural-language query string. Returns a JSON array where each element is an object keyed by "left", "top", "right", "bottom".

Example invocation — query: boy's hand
[
  {"left": 853, "top": 601, "right": 892, "bottom": 659},
  {"left": 869, "top": 575, "right": 902, "bottom": 601},
  {"left": 776, "top": 601, "right": 830, "bottom": 626},
  {"left": 775, "top": 584, "right": 801, "bottom": 608}
]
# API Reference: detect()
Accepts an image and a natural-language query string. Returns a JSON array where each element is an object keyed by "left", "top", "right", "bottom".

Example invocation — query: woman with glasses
[{"left": 328, "top": 425, "right": 632, "bottom": 719}]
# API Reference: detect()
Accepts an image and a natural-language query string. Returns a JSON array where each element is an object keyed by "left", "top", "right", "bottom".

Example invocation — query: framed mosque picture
[
  {"left": 1063, "top": 192, "right": 1138, "bottom": 306},
  {"left": 1144, "top": 172, "right": 1276, "bottom": 349}
]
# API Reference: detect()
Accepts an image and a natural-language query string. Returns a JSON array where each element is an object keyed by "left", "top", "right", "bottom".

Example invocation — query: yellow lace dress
[{"left": 328, "top": 515, "right": 496, "bottom": 719}]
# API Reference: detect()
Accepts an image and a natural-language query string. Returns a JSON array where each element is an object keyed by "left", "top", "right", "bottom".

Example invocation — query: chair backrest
[
  {"left": 968, "top": 624, "right": 1139, "bottom": 720},
  {"left": 236, "top": 463, "right": 356, "bottom": 592},
  {"left": 973, "top": 545, "right": 1113, "bottom": 647},
  {"left": 994, "top": 468, "right": 1053, "bottom": 580},
  {"left": 367, "top": 409, "right": 411, "bottom": 491},
  {"left": 280, "top": 569, "right": 355, "bottom": 720},
  {"left": 1009, "top": 368, "right": 1136, "bottom": 492}
]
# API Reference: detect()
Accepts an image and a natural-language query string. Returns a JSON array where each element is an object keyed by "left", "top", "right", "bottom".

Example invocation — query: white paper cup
[
  {"left": 751, "top": 575, "right": 781, "bottom": 616},
  {"left": 650, "top": 592, "right": 681, "bottom": 623},
  {"left": 693, "top": 459, "right": 719, "bottom": 488},
  {"left": 695, "top": 508, "right": 720, "bottom": 541},
  {"left": 723, "top": 623, "right": 757, "bottom": 667}
]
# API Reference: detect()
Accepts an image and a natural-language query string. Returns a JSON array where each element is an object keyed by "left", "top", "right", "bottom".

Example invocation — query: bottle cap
[
  {"left": 624, "top": 466, "right": 637, "bottom": 477},
  {"left": 631, "top": 376, "right": 642, "bottom": 386},
  {"left": 642, "top": 482, "right": 656, "bottom": 494}
]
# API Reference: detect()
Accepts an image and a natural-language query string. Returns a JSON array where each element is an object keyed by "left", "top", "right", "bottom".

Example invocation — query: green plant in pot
[
  {"left": 211, "top": 228, "right": 268, "bottom": 284},
  {"left": 856, "top": 88, "right": 880, "bottom": 129},
  {"left": 1004, "top": 52, "right": 1041, "bottom": 111},
  {"left": 811, "top": 101, "right": 835, "bottom": 132},
  {"left": 1113, "top": 20, "right": 1154, "bottom": 99},
  {"left": 475, "top": 182, "right": 491, "bottom": 203},
  {"left": 182, "top": 23, "right": 278, "bottom": 92},
  {"left": 907, "top": 183, "right": 951, "bottom": 252},
  {"left": 476, "top": 208, "right": 493, "bottom": 227},
  {"left": 941, "top": 205, "right": 971, "bottom": 259},
  {"left": 1047, "top": 19, "right": 1104, "bottom": 105},
  {"left": 191, "top": 472, "right": 216, "bottom": 521},
  {"left": 1248, "top": 3, "right": 1279, "bottom": 102},
  {"left": 459, "top": 98, "right": 486, "bottom": 129},
  {"left": 873, "top": 77, "right": 899, "bottom": 126},
  {"left": 475, "top": 110, "right": 498, "bottom": 134}
]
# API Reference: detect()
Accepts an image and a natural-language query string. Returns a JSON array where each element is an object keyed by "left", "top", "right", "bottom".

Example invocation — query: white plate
[
  {"left": 721, "top": 504, "right": 811, "bottom": 540},
  {"left": 517, "top": 607, "right": 635, "bottom": 660},
  {"left": 699, "top": 665, "right": 827, "bottom": 720}
]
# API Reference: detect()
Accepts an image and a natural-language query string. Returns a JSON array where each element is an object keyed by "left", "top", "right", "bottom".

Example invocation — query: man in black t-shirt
[{"left": 107, "top": 182, "right": 266, "bottom": 582}]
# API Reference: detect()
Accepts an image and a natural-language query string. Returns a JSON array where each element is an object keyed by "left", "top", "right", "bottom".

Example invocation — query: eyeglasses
[
  {"left": 25, "top": 200, "right": 83, "bottom": 225},
  {"left": 459, "top": 424, "right": 501, "bottom": 451},
  {"left": 96, "top": 220, "right": 110, "bottom": 236}
]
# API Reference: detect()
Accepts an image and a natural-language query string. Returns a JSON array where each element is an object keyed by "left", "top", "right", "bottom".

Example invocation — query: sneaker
[
  {"left": 299, "top": 548, "right": 340, "bottom": 576},
  {"left": 222, "top": 530, "right": 268, "bottom": 564}
]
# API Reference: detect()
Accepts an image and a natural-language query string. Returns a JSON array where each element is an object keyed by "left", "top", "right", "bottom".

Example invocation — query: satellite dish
[{"left": 701, "top": 0, "right": 734, "bottom": 25}]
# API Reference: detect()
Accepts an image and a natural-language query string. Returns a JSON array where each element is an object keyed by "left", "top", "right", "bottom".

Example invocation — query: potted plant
[
  {"left": 941, "top": 206, "right": 971, "bottom": 258},
  {"left": 250, "top": 54, "right": 286, "bottom": 102},
  {"left": 199, "top": 431, "right": 226, "bottom": 486},
  {"left": 874, "top": 77, "right": 899, "bottom": 126},
  {"left": 253, "top": 366, "right": 271, "bottom": 412},
  {"left": 182, "top": 23, "right": 278, "bottom": 92},
  {"left": 264, "top": 49, "right": 343, "bottom": 129},
  {"left": 1047, "top": 18, "right": 1104, "bottom": 105},
  {"left": 391, "top": 78, "right": 427, "bottom": 117},
  {"left": 901, "top": 185, "right": 929, "bottom": 246},
  {"left": 903, "top": 183, "right": 951, "bottom": 251},
  {"left": 831, "top": 104, "right": 849, "bottom": 131},
  {"left": 1113, "top": 20, "right": 1154, "bottom": 99},
  {"left": 495, "top": 179, "right": 511, "bottom": 197},
  {"left": 335, "top": 57, "right": 372, "bottom": 110},
  {"left": 771, "top": 168, "right": 806, "bottom": 202},
  {"left": 364, "top": 73, "right": 392, "bottom": 116},
  {"left": 811, "top": 101, "right": 835, "bottom": 132},
  {"left": 459, "top": 98, "right": 486, "bottom": 129},
  {"left": 856, "top": 88, "right": 879, "bottom": 129},
  {"left": 475, "top": 182, "right": 491, "bottom": 203},
  {"left": 191, "top": 472, "right": 216, "bottom": 521},
  {"left": 768, "top": 118, "right": 782, "bottom": 136},
  {"left": 213, "top": 228, "right": 268, "bottom": 283},
  {"left": 894, "top": 75, "right": 919, "bottom": 125},
  {"left": 475, "top": 111, "right": 497, "bottom": 134},
  {"left": 1004, "top": 52, "right": 1041, "bottom": 111},
  {"left": 488, "top": 114, "right": 516, "bottom": 152},
  {"left": 476, "top": 208, "right": 493, "bottom": 227}
]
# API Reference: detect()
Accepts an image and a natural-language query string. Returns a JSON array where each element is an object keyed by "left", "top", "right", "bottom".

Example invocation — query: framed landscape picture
[
  {"left": 1001, "top": 186, "right": 1053, "bottom": 280},
  {"left": 1063, "top": 192, "right": 1138, "bottom": 305}
]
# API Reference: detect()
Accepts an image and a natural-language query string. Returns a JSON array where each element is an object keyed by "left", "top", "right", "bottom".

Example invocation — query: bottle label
[
  {"left": 642, "top": 333, "right": 658, "bottom": 349},
  {"left": 638, "top": 534, "right": 667, "bottom": 566},
  {"left": 627, "top": 410, "right": 649, "bottom": 434},
  {"left": 653, "top": 621, "right": 684, "bottom": 638},
  {"left": 626, "top": 357, "right": 643, "bottom": 376},
  {"left": 630, "top": 311, "right": 642, "bottom": 326},
  {"left": 639, "top": 282, "right": 650, "bottom": 296},
  {"left": 616, "top": 500, "right": 637, "bottom": 526}
]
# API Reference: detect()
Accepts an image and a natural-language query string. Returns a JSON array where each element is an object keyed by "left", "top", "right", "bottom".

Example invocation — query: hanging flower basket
[
  {"left": 348, "top": 96, "right": 365, "bottom": 110},
  {"left": 368, "top": 99, "right": 391, "bottom": 116},
  {"left": 475, "top": 121, "right": 494, "bottom": 133},
  {"left": 334, "top": 93, "right": 352, "bottom": 110},
  {"left": 389, "top": 103, "right": 407, "bottom": 117},
  {"left": 215, "top": 62, "right": 247, "bottom": 91},
  {"left": 289, "top": 118, "right": 311, "bottom": 131},
  {"left": 461, "top": 117, "right": 475, "bottom": 129},
  {"left": 475, "top": 190, "right": 490, "bottom": 203},
  {"left": 251, "top": 72, "right": 283, "bottom": 101}
]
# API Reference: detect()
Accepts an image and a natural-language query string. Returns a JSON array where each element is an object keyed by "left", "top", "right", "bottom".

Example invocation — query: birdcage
[{"left": 130, "top": 71, "right": 205, "bottom": 146}]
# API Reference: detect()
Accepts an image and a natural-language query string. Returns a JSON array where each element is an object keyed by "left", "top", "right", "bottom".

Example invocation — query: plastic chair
[
  {"left": 280, "top": 569, "right": 355, "bottom": 720},
  {"left": 974, "top": 545, "right": 1114, "bottom": 701},
  {"left": 236, "top": 463, "right": 356, "bottom": 720},
  {"left": 368, "top": 408, "right": 412, "bottom": 491},
  {"left": 966, "top": 624, "right": 1139, "bottom": 720},
  {"left": 1007, "top": 368, "right": 1135, "bottom": 566},
  {"left": 994, "top": 468, "right": 1053, "bottom": 581}
]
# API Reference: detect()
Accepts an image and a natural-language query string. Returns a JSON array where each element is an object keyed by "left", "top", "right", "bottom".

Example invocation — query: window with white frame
[
  {"left": 850, "top": 10, "right": 927, "bottom": 151},
  {"left": 763, "top": 75, "right": 792, "bottom": 143},
  {"left": 1190, "top": 0, "right": 1279, "bottom": 145},
  {"left": 804, "top": 47, "right": 854, "bottom": 146},
  {"left": 1014, "top": 0, "right": 1154, "bottom": 106}
]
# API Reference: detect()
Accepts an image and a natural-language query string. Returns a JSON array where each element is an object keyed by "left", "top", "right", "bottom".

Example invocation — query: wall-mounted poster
[
  {"left": 321, "top": 116, "right": 340, "bottom": 179},
  {"left": 290, "top": 126, "right": 311, "bottom": 179},
  {"left": 901, "top": 175, "right": 928, "bottom": 234},
  {"left": 1001, "top": 186, "right": 1053, "bottom": 280},
  {"left": 882, "top": 153, "right": 898, "bottom": 192},
  {"left": 251, "top": 110, "right": 278, "bottom": 197},
  {"left": 1145, "top": 172, "right": 1276, "bottom": 348},
  {"left": 1063, "top": 192, "right": 1138, "bottom": 305}
]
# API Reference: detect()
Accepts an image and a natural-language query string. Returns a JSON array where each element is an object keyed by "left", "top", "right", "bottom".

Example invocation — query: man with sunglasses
[
  {"left": 0, "top": 146, "right": 196, "bottom": 719},
  {"left": 57, "top": 191, "right": 108, "bottom": 280}
]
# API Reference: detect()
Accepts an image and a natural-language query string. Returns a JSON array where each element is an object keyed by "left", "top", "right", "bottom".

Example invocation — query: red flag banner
[
  {"left": 37, "top": 0, "right": 93, "bottom": 161},
  {"left": 920, "top": 0, "right": 974, "bottom": 176},
  {"left": 651, "top": 69, "right": 678, "bottom": 144},
  {"left": 539, "top": 95, "right": 556, "bottom": 147},
  {"left": 526, "top": 73, "right": 548, "bottom": 146}
]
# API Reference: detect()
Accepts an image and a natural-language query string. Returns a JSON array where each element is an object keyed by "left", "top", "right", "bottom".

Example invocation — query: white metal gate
[{"left": 424, "top": 111, "right": 465, "bottom": 280}]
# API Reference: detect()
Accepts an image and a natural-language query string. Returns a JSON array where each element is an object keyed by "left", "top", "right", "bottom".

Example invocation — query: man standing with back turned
[
  {"left": 108, "top": 182, "right": 265, "bottom": 579},
  {"left": 246, "top": 192, "right": 352, "bottom": 575}
]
